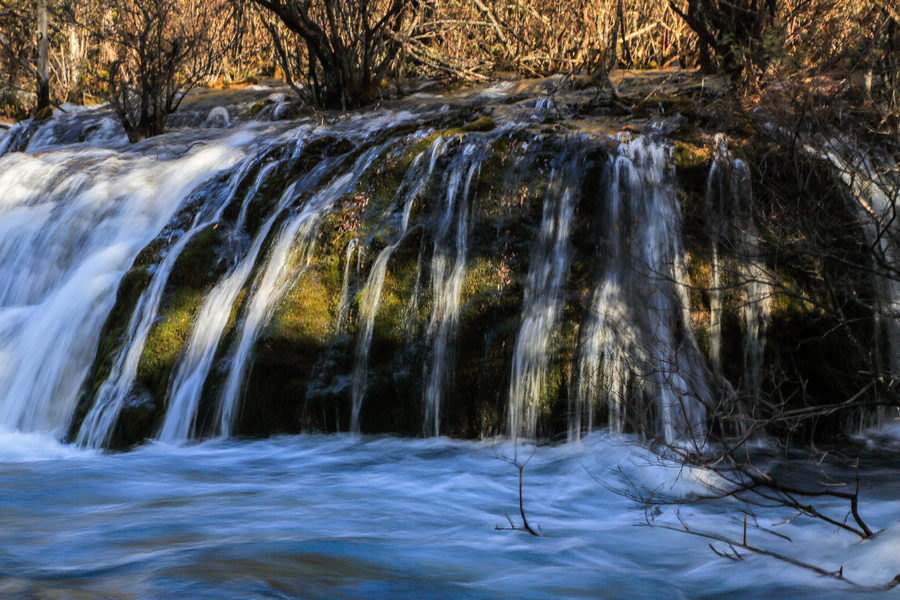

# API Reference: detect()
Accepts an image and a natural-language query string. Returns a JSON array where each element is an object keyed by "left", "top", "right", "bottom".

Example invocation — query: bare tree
[
  {"left": 668, "top": 0, "right": 777, "bottom": 80},
  {"left": 0, "top": 0, "right": 52, "bottom": 114},
  {"left": 96, "top": 0, "right": 241, "bottom": 141},
  {"left": 249, "top": 0, "right": 411, "bottom": 109}
]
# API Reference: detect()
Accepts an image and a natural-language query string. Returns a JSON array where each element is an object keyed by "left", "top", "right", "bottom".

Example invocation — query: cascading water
[
  {"left": 705, "top": 137, "right": 772, "bottom": 404},
  {"left": 0, "top": 133, "right": 246, "bottom": 435},
  {"left": 572, "top": 136, "right": 708, "bottom": 442},
  {"left": 5, "top": 95, "right": 889, "bottom": 447},
  {"left": 507, "top": 145, "right": 584, "bottom": 440},
  {"left": 732, "top": 161, "right": 771, "bottom": 404},
  {"left": 349, "top": 137, "right": 446, "bottom": 433},
  {"left": 3, "top": 86, "right": 900, "bottom": 600},
  {"left": 76, "top": 157, "right": 258, "bottom": 447},
  {"left": 421, "top": 140, "right": 484, "bottom": 436},
  {"left": 157, "top": 143, "right": 340, "bottom": 442},
  {"left": 214, "top": 145, "right": 387, "bottom": 437},
  {"left": 705, "top": 157, "right": 727, "bottom": 375},
  {"left": 334, "top": 238, "right": 359, "bottom": 333}
]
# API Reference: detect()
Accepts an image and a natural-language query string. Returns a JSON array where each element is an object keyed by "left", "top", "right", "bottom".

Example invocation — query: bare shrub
[
  {"left": 250, "top": 0, "right": 411, "bottom": 109},
  {"left": 96, "top": 0, "right": 241, "bottom": 141}
]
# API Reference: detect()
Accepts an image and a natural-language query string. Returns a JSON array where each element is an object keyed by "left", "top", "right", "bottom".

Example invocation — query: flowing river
[{"left": 2, "top": 429, "right": 900, "bottom": 599}]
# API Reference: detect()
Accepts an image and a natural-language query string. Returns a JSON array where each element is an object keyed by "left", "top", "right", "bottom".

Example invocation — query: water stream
[
  {"left": 572, "top": 137, "right": 707, "bottom": 442},
  {"left": 421, "top": 141, "right": 484, "bottom": 436},
  {"left": 349, "top": 137, "right": 445, "bottom": 433},
  {"left": 1, "top": 93, "right": 898, "bottom": 598},
  {"left": 0, "top": 134, "right": 247, "bottom": 434},
  {"left": 76, "top": 156, "right": 257, "bottom": 447},
  {"left": 158, "top": 144, "right": 340, "bottom": 442},
  {"left": 215, "top": 145, "right": 387, "bottom": 437},
  {"left": 2, "top": 429, "right": 900, "bottom": 599},
  {"left": 507, "top": 146, "right": 584, "bottom": 440}
]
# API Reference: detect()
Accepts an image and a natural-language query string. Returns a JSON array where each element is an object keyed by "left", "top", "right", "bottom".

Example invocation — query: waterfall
[
  {"left": 706, "top": 159, "right": 726, "bottom": 374},
  {"left": 349, "top": 137, "right": 445, "bottom": 433},
  {"left": 76, "top": 157, "right": 258, "bottom": 447},
  {"left": 705, "top": 138, "right": 771, "bottom": 405},
  {"left": 334, "top": 238, "right": 359, "bottom": 333},
  {"left": 214, "top": 144, "right": 388, "bottom": 438},
  {"left": 421, "top": 141, "right": 485, "bottom": 436},
  {"left": 572, "top": 136, "right": 708, "bottom": 443},
  {"left": 7, "top": 100, "right": 881, "bottom": 446},
  {"left": 158, "top": 147, "right": 342, "bottom": 442},
  {"left": 732, "top": 159, "right": 771, "bottom": 404},
  {"left": 0, "top": 137, "right": 245, "bottom": 434},
  {"left": 0, "top": 106, "right": 125, "bottom": 157},
  {"left": 507, "top": 147, "right": 584, "bottom": 440}
]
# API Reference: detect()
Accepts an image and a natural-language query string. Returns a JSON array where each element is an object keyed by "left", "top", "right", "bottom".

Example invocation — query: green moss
[
  {"left": 136, "top": 287, "right": 204, "bottom": 398},
  {"left": 270, "top": 268, "right": 334, "bottom": 345},
  {"left": 133, "top": 239, "right": 165, "bottom": 269},
  {"left": 67, "top": 266, "right": 152, "bottom": 440},
  {"left": 169, "top": 224, "right": 226, "bottom": 289},
  {"left": 133, "top": 224, "right": 228, "bottom": 401},
  {"left": 462, "top": 115, "right": 496, "bottom": 132},
  {"left": 247, "top": 99, "right": 271, "bottom": 118},
  {"left": 234, "top": 245, "right": 347, "bottom": 436}
]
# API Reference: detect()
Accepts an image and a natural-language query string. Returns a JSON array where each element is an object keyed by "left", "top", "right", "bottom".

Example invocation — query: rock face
[{"left": 0, "top": 86, "right": 886, "bottom": 450}]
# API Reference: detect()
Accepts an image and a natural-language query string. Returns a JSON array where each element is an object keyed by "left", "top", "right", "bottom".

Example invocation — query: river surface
[{"left": 2, "top": 430, "right": 900, "bottom": 599}]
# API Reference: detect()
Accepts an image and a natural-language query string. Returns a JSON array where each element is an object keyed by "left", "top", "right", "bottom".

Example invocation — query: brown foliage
[
  {"left": 408, "top": 0, "right": 697, "bottom": 77},
  {"left": 97, "top": 0, "right": 242, "bottom": 141}
]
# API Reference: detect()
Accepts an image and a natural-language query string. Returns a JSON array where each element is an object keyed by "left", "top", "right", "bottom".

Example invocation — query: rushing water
[
  {"left": 2, "top": 92, "right": 899, "bottom": 598},
  {"left": 421, "top": 140, "right": 484, "bottom": 437},
  {"left": 215, "top": 145, "right": 387, "bottom": 437},
  {"left": 508, "top": 146, "right": 584, "bottom": 440},
  {"left": 335, "top": 238, "right": 360, "bottom": 334},
  {"left": 2, "top": 429, "right": 900, "bottom": 599},
  {"left": 573, "top": 137, "right": 707, "bottom": 442},
  {"left": 76, "top": 157, "right": 255, "bottom": 448},
  {"left": 703, "top": 139, "right": 772, "bottom": 414},
  {"left": 349, "top": 136, "right": 446, "bottom": 433},
  {"left": 0, "top": 131, "right": 249, "bottom": 435},
  {"left": 159, "top": 147, "right": 344, "bottom": 442}
]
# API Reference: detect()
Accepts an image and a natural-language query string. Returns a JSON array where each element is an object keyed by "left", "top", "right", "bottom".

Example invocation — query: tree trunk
[{"left": 36, "top": 0, "right": 50, "bottom": 112}]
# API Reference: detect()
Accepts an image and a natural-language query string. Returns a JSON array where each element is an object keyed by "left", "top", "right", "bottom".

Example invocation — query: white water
[
  {"left": 76, "top": 157, "right": 256, "bottom": 448},
  {"left": 159, "top": 147, "right": 343, "bottom": 442},
  {"left": 349, "top": 138, "right": 444, "bottom": 433},
  {"left": 705, "top": 140, "right": 772, "bottom": 406},
  {"left": 508, "top": 150, "right": 582, "bottom": 440},
  {"left": 573, "top": 137, "right": 708, "bottom": 442},
  {"left": 335, "top": 238, "right": 359, "bottom": 333},
  {"left": 0, "top": 134, "right": 246, "bottom": 435},
  {"left": 422, "top": 141, "right": 482, "bottom": 436},
  {"left": 1, "top": 99, "right": 899, "bottom": 600},
  {"left": 706, "top": 159, "right": 726, "bottom": 374},
  {"left": 1, "top": 429, "right": 899, "bottom": 599},
  {"left": 732, "top": 159, "right": 772, "bottom": 403},
  {"left": 215, "top": 145, "right": 387, "bottom": 437}
]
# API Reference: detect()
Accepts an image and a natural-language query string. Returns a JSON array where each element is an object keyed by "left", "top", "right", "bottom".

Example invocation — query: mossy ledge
[{"left": 79, "top": 122, "right": 891, "bottom": 447}]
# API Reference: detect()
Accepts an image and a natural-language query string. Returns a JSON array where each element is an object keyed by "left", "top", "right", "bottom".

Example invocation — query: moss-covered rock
[
  {"left": 135, "top": 224, "right": 228, "bottom": 403},
  {"left": 67, "top": 266, "right": 151, "bottom": 440},
  {"left": 77, "top": 111, "right": 892, "bottom": 447}
]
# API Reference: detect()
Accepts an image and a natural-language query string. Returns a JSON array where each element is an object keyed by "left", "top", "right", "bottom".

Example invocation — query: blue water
[{"left": 1, "top": 430, "right": 899, "bottom": 599}]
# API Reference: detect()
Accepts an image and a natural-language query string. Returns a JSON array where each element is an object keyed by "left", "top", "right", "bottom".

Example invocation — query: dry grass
[{"left": 407, "top": 0, "right": 698, "bottom": 77}]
